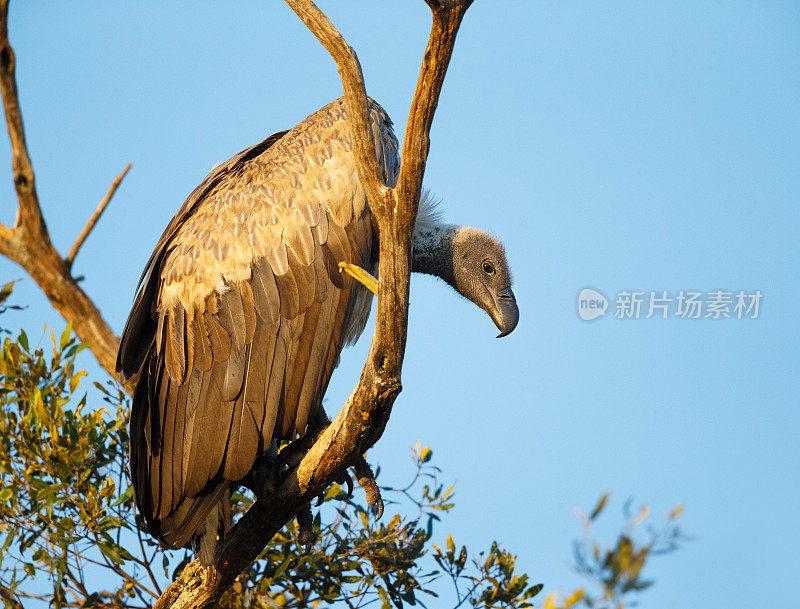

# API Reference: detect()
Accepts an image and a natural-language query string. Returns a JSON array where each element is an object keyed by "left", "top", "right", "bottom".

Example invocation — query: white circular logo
[{"left": 578, "top": 288, "right": 608, "bottom": 321}]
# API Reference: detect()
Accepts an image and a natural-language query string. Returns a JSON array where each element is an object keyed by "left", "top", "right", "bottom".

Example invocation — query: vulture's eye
[{"left": 482, "top": 260, "right": 496, "bottom": 275}]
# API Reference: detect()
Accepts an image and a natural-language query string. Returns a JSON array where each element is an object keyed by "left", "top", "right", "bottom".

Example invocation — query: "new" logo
[{"left": 577, "top": 288, "right": 608, "bottom": 321}]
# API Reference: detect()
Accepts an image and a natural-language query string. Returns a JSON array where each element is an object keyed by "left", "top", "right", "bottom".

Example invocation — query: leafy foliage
[
  {"left": 0, "top": 287, "right": 540, "bottom": 608},
  {"left": 218, "top": 442, "right": 540, "bottom": 609},
  {"left": 543, "top": 492, "right": 686, "bottom": 609},
  {"left": 0, "top": 315, "right": 145, "bottom": 608}
]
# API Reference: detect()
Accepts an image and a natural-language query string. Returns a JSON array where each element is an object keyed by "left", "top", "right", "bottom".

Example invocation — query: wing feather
[
  {"left": 164, "top": 306, "right": 186, "bottom": 383},
  {"left": 219, "top": 287, "right": 247, "bottom": 353},
  {"left": 274, "top": 269, "right": 300, "bottom": 319},
  {"left": 250, "top": 259, "right": 280, "bottom": 324},
  {"left": 191, "top": 316, "right": 212, "bottom": 372},
  {"left": 287, "top": 249, "right": 316, "bottom": 313},
  {"left": 240, "top": 280, "right": 257, "bottom": 345},
  {"left": 283, "top": 301, "right": 321, "bottom": 435},
  {"left": 181, "top": 369, "right": 204, "bottom": 485}
]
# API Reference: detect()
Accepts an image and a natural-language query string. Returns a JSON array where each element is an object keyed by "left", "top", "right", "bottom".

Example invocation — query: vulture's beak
[{"left": 490, "top": 286, "right": 519, "bottom": 338}]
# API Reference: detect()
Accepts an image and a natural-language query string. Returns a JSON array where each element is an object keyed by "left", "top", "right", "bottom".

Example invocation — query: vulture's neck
[{"left": 411, "top": 191, "right": 459, "bottom": 288}]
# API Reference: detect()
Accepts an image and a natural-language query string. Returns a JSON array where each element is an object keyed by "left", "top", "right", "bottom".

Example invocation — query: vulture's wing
[
  {"left": 119, "top": 98, "right": 397, "bottom": 549},
  {"left": 117, "top": 129, "right": 290, "bottom": 381}
]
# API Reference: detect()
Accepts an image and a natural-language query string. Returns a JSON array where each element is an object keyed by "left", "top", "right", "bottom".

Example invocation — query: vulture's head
[
  {"left": 412, "top": 194, "right": 519, "bottom": 338},
  {"left": 449, "top": 228, "right": 518, "bottom": 337}
]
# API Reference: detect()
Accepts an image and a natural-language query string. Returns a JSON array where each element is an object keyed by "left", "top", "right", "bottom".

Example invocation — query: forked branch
[{"left": 153, "top": 0, "right": 473, "bottom": 606}]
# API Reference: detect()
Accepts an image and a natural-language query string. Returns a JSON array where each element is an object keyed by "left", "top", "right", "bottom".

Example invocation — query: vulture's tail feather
[
  {"left": 148, "top": 482, "right": 232, "bottom": 562},
  {"left": 191, "top": 491, "right": 231, "bottom": 566}
]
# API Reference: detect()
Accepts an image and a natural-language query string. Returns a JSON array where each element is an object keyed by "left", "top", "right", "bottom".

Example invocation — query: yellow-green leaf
[
  {"left": 590, "top": 492, "right": 609, "bottom": 521},
  {"left": 60, "top": 322, "right": 73, "bottom": 350},
  {"left": 564, "top": 589, "right": 584, "bottom": 608},
  {"left": 70, "top": 370, "right": 87, "bottom": 394}
]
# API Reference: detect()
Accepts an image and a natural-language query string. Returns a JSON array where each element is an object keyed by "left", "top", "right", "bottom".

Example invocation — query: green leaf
[
  {"left": 69, "top": 370, "right": 87, "bottom": 394},
  {"left": 273, "top": 557, "right": 292, "bottom": 580},
  {"left": 377, "top": 586, "right": 391, "bottom": 609},
  {"left": 111, "top": 485, "right": 133, "bottom": 507},
  {"left": 527, "top": 583, "right": 544, "bottom": 598},
  {"left": 0, "top": 488, "right": 13, "bottom": 502},
  {"left": 98, "top": 542, "right": 123, "bottom": 565},
  {"left": 60, "top": 322, "right": 73, "bottom": 350},
  {"left": 17, "top": 329, "right": 28, "bottom": 352}
]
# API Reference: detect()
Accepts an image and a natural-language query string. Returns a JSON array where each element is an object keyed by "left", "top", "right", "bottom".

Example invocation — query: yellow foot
[{"left": 338, "top": 262, "right": 379, "bottom": 294}]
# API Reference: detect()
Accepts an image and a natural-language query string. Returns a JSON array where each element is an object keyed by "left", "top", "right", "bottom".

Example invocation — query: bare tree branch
[
  {"left": 397, "top": 1, "right": 468, "bottom": 213},
  {"left": 66, "top": 163, "right": 132, "bottom": 268},
  {"left": 152, "top": 1, "right": 473, "bottom": 606},
  {"left": 0, "top": 0, "right": 122, "bottom": 380}
]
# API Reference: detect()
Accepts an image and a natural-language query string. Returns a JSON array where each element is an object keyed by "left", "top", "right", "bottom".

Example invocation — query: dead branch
[
  {"left": 0, "top": 0, "right": 123, "bottom": 380},
  {"left": 67, "top": 163, "right": 132, "bottom": 268},
  {"left": 152, "top": 1, "right": 473, "bottom": 607}
]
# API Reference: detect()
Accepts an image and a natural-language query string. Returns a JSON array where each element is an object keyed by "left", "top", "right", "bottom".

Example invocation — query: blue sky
[{"left": 2, "top": 1, "right": 799, "bottom": 607}]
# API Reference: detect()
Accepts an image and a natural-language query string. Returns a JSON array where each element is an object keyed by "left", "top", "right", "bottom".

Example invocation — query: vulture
[{"left": 117, "top": 97, "right": 518, "bottom": 563}]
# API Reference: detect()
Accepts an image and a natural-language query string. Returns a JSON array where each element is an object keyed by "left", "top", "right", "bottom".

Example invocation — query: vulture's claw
[
  {"left": 354, "top": 457, "right": 384, "bottom": 521},
  {"left": 297, "top": 503, "right": 316, "bottom": 554},
  {"left": 372, "top": 497, "right": 384, "bottom": 521},
  {"left": 337, "top": 471, "right": 354, "bottom": 499}
]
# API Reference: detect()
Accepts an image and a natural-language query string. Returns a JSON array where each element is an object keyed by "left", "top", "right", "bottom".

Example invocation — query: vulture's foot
[
  {"left": 243, "top": 443, "right": 280, "bottom": 504},
  {"left": 338, "top": 262, "right": 379, "bottom": 294},
  {"left": 296, "top": 503, "right": 316, "bottom": 554},
  {"left": 276, "top": 439, "right": 310, "bottom": 472},
  {"left": 354, "top": 457, "right": 384, "bottom": 521},
  {"left": 314, "top": 469, "right": 353, "bottom": 506}
]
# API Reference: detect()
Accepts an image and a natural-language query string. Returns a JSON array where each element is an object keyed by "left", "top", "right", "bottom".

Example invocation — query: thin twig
[
  {"left": 136, "top": 519, "right": 163, "bottom": 596},
  {"left": 66, "top": 163, "right": 131, "bottom": 267}
]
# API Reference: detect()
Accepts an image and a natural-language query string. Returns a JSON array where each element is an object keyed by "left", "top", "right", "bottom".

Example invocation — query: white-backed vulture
[{"left": 117, "top": 97, "right": 518, "bottom": 563}]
